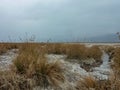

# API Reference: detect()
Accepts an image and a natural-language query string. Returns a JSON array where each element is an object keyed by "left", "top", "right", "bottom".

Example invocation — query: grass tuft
[{"left": 13, "top": 43, "right": 65, "bottom": 88}]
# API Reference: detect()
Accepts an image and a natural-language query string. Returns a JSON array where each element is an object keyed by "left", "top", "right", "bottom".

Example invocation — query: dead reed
[{"left": 12, "top": 43, "right": 65, "bottom": 89}]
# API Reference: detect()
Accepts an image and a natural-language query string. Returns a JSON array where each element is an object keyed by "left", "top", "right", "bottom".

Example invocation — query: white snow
[
  {"left": 0, "top": 49, "right": 18, "bottom": 70},
  {"left": 0, "top": 48, "right": 112, "bottom": 81},
  {"left": 46, "top": 51, "right": 112, "bottom": 80},
  {"left": 0, "top": 47, "right": 113, "bottom": 90},
  {"left": 75, "top": 43, "right": 120, "bottom": 48},
  {"left": 90, "top": 52, "right": 112, "bottom": 80},
  {"left": 0, "top": 47, "right": 114, "bottom": 90}
]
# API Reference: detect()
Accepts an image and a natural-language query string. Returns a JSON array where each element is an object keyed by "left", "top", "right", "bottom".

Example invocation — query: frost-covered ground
[
  {"left": 0, "top": 48, "right": 112, "bottom": 80},
  {"left": 81, "top": 43, "right": 120, "bottom": 47},
  {"left": 44, "top": 51, "right": 112, "bottom": 89},
  {"left": 46, "top": 51, "right": 111, "bottom": 81},
  {"left": 90, "top": 52, "right": 112, "bottom": 80},
  {"left": 0, "top": 46, "right": 114, "bottom": 89},
  {"left": 0, "top": 49, "right": 18, "bottom": 70}
]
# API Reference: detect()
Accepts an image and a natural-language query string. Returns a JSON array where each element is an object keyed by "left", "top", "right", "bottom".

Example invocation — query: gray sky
[{"left": 0, "top": 0, "right": 120, "bottom": 42}]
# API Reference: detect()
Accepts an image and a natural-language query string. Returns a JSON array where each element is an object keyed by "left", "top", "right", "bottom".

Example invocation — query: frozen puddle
[
  {"left": 46, "top": 52, "right": 112, "bottom": 81},
  {"left": 0, "top": 49, "right": 18, "bottom": 70}
]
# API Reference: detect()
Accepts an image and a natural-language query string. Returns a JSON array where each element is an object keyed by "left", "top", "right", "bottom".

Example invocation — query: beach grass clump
[
  {"left": 86, "top": 46, "right": 102, "bottom": 62},
  {"left": 76, "top": 76, "right": 97, "bottom": 90},
  {"left": 113, "top": 47, "right": 120, "bottom": 73},
  {"left": 0, "top": 71, "right": 33, "bottom": 90},
  {"left": 27, "top": 59, "right": 65, "bottom": 88},
  {"left": 65, "top": 44, "right": 102, "bottom": 62},
  {"left": 13, "top": 43, "right": 65, "bottom": 89},
  {"left": 46, "top": 43, "right": 66, "bottom": 54},
  {"left": 0, "top": 43, "right": 18, "bottom": 54},
  {"left": 76, "top": 74, "right": 120, "bottom": 90},
  {"left": 66, "top": 44, "right": 87, "bottom": 60}
]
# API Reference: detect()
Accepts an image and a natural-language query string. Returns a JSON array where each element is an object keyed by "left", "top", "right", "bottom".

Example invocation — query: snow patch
[
  {"left": 46, "top": 51, "right": 112, "bottom": 81},
  {"left": 0, "top": 49, "right": 18, "bottom": 70}
]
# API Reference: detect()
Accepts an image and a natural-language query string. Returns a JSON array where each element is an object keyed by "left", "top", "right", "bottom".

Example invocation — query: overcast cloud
[{"left": 0, "top": 0, "right": 120, "bottom": 42}]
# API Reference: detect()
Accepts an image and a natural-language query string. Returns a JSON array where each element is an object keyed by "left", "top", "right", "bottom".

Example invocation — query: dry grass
[
  {"left": 112, "top": 47, "right": 120, "bottom": 75},
  {"left": 1, "top": 43, "right": 120, "bottom": 90},
  {"left": 113, "top": 48, "right": 120, "bottom": 66},
  {"left": 104, "top": 46, "right": 115, "bottom": 57},
  {"left": 12, "top": 43, "right": 65, "bottom": 89},
  {"left": 0, "top": 43, "right": 18, "bottom": 54},
  {"left": 43, "top": 43, "right": 102, "bottom": 62},
  {"left": 76, "top": 74, "right": 120, "bottom": 90},
  {"left": 65, "top": 44, "right": 87, "bottom": 59},
  {"left": 0, "top": 71, "right": 33, "bottom": 90},
  {"left": 13, "top": 44, "right": 41, "bottom": 74},
  {"left": 76, "top": 76, "right": 97, "bottom": 90},
  {"left": 28, "top": 59, "right": 65, "bottom": 88},
  {"left": 45, "top": 43, "right": 66, "bottom": 54},
  {"left": 65, "top": 44, "right": 102, "bottom": 62},
  {"left": 86, "top": 46, "right": 102, "bottom": 61}
]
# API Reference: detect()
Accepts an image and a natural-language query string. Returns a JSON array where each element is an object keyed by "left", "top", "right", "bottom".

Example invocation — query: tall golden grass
[
  {"left": 76, "top": 74, "right": 120, "bottom": 90},
  {"left": 0, "top": 43, "right": 120, "bottom": 90},
  {"left": 76, "top": 76, "right": 97, "bottom": 90},
  {"left": 46, "top": 43, "right": 66, "bottom": 54},
  {"left": 113, "top": 48, "right": 120, "bottom": 67},
  {"left": 112, "top": 47, "right": 120, "bottom": 76},
  {"left": 0, "top": 43, "right": 18, "bottom": 54},
  {"left": 65, "top": 44, "right": 102, "bottom": 62},
  {"left": 87, "top": 46, "right": 102, "bottom": 61},
  {"left": 12, "top": 43, "right": 65, "bottom": 88},
  {"left": 45, "top": 43, "right": 102, "bottom": 62},
  {"left": 65, "top": 44, "right": 86, "bottom": 59},
  {"left": 0, "top": 71, "right": 33, "bottom": 90}
]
